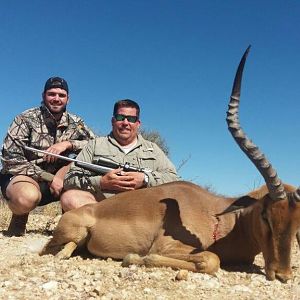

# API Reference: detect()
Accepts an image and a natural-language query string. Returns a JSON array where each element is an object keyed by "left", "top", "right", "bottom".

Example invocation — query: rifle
[{"left": 22, "top": 145, "right": 151, "bottom": 182}]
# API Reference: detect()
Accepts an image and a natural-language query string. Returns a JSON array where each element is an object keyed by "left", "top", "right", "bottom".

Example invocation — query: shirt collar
[{"left": 108, "top": 132, "right": 143, "bottom": 149}]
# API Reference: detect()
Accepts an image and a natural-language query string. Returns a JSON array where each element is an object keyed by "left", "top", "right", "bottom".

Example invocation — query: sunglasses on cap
[{"left": 114, "top": 114, "right": 139, "bottom": 123}]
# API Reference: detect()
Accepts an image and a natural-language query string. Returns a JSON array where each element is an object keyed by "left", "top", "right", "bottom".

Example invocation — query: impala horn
[{"left": 226, "top": 46, "right": 286, "bottom": 201}]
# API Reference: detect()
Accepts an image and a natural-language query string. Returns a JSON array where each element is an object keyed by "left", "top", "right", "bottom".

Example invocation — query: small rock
[
  {"left": 175, "top": 270, "right": 189, "bottom": 281},
  {"left": 41, "top": 280, "right": 58, "bottom": 291},
  {"left": 232, "top": 285, "right": 252, "bottom": 293},
  {"left": 143, "top": 288, "right": 152, "bottom": 294}
]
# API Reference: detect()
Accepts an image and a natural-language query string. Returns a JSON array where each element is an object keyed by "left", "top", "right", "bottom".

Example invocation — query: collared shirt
[
  {"left": 64, "top": 133, "right": 180, "bottom": 198},
  {"left": 1, "top": 104, "right": 95, "bottom": 180}
]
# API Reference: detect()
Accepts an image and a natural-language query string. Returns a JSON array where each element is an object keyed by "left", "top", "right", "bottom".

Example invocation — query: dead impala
[{"left": 40, "top": 46, "right": 300, "bottom": 282}]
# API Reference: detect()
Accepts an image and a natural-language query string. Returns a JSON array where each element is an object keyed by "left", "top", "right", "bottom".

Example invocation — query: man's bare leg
[
  {"left": 60, "top": 189, "right": 100, "bottom": 212},
  {"left": 5, "top": 175, "right": 42, "bottom": 236}
]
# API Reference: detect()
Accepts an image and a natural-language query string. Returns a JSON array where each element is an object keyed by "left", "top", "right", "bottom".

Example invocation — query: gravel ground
[{"left": 1, "top": 208, "right": 300, "bottom": 299}]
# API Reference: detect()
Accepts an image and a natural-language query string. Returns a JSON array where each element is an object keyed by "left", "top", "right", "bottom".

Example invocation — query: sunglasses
[{"left": 114, "top": 114, "right": 139, "bottom": 123}]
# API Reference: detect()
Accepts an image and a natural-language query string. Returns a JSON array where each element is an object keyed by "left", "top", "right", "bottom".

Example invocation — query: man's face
[
  {"left": 42, "top": 88, "right": 69, "bottom": 115},
  {"left": 112, "top": 106, "right": 140, "bottom": 146}
]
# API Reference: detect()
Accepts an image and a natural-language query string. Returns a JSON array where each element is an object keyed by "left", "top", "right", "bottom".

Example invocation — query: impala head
[{"left": 227, "top": 46, "right": 300, "bottom": 282}]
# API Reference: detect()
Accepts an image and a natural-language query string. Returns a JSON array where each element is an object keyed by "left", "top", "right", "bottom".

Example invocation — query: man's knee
[
  {"left": 6, "top": 184, "right": 41, "bottom": 214},
  {"left": 60, "top": 189, "right": 79, "bottom": 203},
  {"left": 60, "top": 189, "right": 96, "bottom": 212}
]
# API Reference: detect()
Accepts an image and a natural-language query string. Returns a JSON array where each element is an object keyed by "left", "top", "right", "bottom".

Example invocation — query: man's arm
[
  {"left": 1, "top": 115, "right": 46, "bottom": 180},
  {"left": 145, "top": 143, "right": 180, "bottom": 186},
  {"left": 50, "top": 164, "right": 71, "bottom": 197},
  {"left": 63, "top": 139, "right": 104, "bottom": 195}
]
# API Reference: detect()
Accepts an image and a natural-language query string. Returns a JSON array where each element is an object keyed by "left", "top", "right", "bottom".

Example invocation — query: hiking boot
[{"left": 4, "top": 213, "right": 29, "bottom": 237}]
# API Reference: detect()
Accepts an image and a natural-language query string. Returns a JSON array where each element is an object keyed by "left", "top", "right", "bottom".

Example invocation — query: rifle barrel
[
  {"left": 24, "top": 145, "right": 78, "bottom": 163},
  {"left": 23, "top": 145, "right": 151, "bottom": 174},
  {"left": 23, "top": 145, "right": 113, "bottom": 174}
]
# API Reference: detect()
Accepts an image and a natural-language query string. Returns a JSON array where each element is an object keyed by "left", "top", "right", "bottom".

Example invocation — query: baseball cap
[{"left": 44, "top": 76, "right": 69, "bottom": 94}]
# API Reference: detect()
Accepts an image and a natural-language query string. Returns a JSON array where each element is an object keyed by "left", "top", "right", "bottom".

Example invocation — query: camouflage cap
[{"left": 44, "top": 77, "right": 69, "bottom": 94}]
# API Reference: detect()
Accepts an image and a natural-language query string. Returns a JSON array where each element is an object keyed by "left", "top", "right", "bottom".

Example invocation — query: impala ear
[{"left": 216, "top": 195, "right": 257, "bottom": 216}]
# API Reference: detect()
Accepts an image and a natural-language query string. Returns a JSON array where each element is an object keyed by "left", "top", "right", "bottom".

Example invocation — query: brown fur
[{"left": 40, "top": 181, "right": 300, "bottom": 281}]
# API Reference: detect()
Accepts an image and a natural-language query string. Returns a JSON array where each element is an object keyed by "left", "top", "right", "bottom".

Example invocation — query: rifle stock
[{"left": 74, "top": 160, "right": 117, "bottom": 174}]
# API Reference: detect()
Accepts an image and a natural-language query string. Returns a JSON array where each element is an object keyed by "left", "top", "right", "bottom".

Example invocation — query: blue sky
[{"left": 1, "top": 0, "right": 300, "bottom": 196}]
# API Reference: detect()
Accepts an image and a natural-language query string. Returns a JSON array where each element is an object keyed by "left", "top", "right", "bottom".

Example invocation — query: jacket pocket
[{"left": 137, "top": 151, "right": 157, "bottom": 171}]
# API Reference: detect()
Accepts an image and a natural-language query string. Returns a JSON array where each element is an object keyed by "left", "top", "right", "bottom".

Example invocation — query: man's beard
[{"left": 43, "top": 101, "right": 66, "bottom": 119}]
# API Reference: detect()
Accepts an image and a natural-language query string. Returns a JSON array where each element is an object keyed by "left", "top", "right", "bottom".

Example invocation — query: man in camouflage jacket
[
  {"left": 0, "top": 76, "right": 95, "bottom": 236},
  {"left": 61, "top": 99, "right": 179, "bottom": 211}
]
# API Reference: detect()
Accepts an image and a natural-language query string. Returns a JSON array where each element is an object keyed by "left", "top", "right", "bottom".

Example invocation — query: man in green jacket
[
  {"left": 0, "top": 77, "right": 95, "bottom": 236},
  {"left": 62, "top": 99, "right": 179, "bottom": 211}
]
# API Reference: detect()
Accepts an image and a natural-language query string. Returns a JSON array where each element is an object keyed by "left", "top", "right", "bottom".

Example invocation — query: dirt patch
[{"left": 0, "top": 201, "right": 300, "bottom": 299}]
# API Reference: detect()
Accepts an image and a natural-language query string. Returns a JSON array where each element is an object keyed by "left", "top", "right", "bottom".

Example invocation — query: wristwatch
[{"left": 143, "top": 173, "right": 149, "bottom": 187}]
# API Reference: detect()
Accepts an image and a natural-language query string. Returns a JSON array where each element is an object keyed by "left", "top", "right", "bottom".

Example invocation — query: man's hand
[
  {"left": 100, "top": 168, "right": 145, "bottom": 192},
  {"left": 49, "top": 165, "right": 70, "bottom": 197},
  {"left": 43, "top": 141, "right": 72, "bottom": 163},
  {"left": 49, "top": 175, "right": 64, "bottom": 198}
]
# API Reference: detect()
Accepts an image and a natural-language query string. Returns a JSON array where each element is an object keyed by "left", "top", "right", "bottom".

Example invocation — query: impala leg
[
  {"left": 296, "top": 230, "right": 300, "bottom": 248},
  {"left": 121, "top": 253, "right": 200, "bottom": 272},
  {"left": 122, "top": 254, "right": 145, "bottom": 267},
  {"left": 188, "top": 251, "right": 221, "bottom": 274},
  {"left": 144, "top": 254, "right": 199, "bottom": 271},
  {"left": 122, "top": 253, "right": 202, "bottom": 272},
  {"left": 122, "top": 253, "right": 202, "bottom": 271},
  {"left": 121, "top": 253, "right": 197, "bottom": 271},
  {"left": 56, "top": 241, "right": 78, "bottom": 259},
  {"left": 122, "top": 251, "right": 220, "bottom": 275},
  {"left": 144, "top": 251, "right": 220, "bottom": 275}
]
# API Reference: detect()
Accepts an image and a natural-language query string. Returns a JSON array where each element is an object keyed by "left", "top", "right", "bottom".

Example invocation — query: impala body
[{"left": 41, "top": 47, "right": 300, "bottom": 282}]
